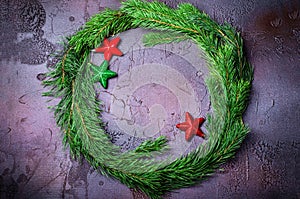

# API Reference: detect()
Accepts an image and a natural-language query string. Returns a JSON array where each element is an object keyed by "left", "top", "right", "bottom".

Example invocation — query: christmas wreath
[{"left": 43, "top": 0, "right": 253, "bottom": 198}]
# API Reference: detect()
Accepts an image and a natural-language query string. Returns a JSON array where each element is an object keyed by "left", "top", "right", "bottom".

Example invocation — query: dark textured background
[{"left": 0, "top": 0, "right": 299, "bottom": 199}]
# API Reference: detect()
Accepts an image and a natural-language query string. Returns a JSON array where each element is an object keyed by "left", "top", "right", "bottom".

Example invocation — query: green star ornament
[{"left": 90, "top": 60, "right": 117, "bottom": 89}]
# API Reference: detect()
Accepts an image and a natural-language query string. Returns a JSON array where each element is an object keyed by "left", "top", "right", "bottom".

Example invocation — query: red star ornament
[
  {"left": 94, "top": 37, "right": 123, "bottom": 61},
  {"left": 176, "top": 112, "right": 205, "bottom": 141}
]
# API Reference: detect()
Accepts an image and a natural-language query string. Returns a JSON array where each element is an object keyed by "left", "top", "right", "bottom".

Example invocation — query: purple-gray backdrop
[{"left": 0, "top": 0, "right": 299, "bottom": 199}]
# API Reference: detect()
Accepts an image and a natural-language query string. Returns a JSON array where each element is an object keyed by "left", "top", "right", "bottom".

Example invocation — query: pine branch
[
  {"left": 143, "top": 31, "right": 189, "bottom": 47},
  {"left": 122, "top": 0, "right": 202, "bottom": 35},
  {"left": 135, "top": 136, "right": 169, "bottom": 154}
]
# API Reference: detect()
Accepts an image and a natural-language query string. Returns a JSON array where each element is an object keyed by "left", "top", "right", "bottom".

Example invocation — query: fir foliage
[
  {"left": 43, "top": 0, "right": 253, "bottom": 198},
  {"left": 143, "top": 31, "right": 188, "bottom": 47}
]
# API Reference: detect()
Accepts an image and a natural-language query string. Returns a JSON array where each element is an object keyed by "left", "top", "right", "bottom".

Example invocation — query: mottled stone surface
[{"left": 0, "top": 0, "right": 299, "bottom": 199}]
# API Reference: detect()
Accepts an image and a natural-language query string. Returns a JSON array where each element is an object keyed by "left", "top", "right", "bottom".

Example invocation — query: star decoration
[
  {"left": 90, "top": 60, "right": 117, "bottom": 89},
  {"left": 94, "top": 37, "right": 123, "bottom": 61},
  {"left": 176, "top": 112, "right": 205, "bottom": 141}
]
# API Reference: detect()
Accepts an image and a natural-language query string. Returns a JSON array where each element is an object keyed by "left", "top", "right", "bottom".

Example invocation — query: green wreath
[{"left": 43, "top": 0, "right": 253, "bottom": 198}]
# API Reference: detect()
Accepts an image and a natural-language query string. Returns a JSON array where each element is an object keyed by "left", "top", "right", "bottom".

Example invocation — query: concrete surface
[{"left": 0, "top": 0, "right": 299, "bottom": 199}]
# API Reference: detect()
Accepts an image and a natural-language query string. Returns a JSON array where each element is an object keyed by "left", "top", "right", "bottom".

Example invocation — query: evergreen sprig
[
  {"left": 143, "top": 31, "right": 188, "bottom": 47},
  {"left": 43, "top": 0, "right": 253, "bottom": 198}
]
